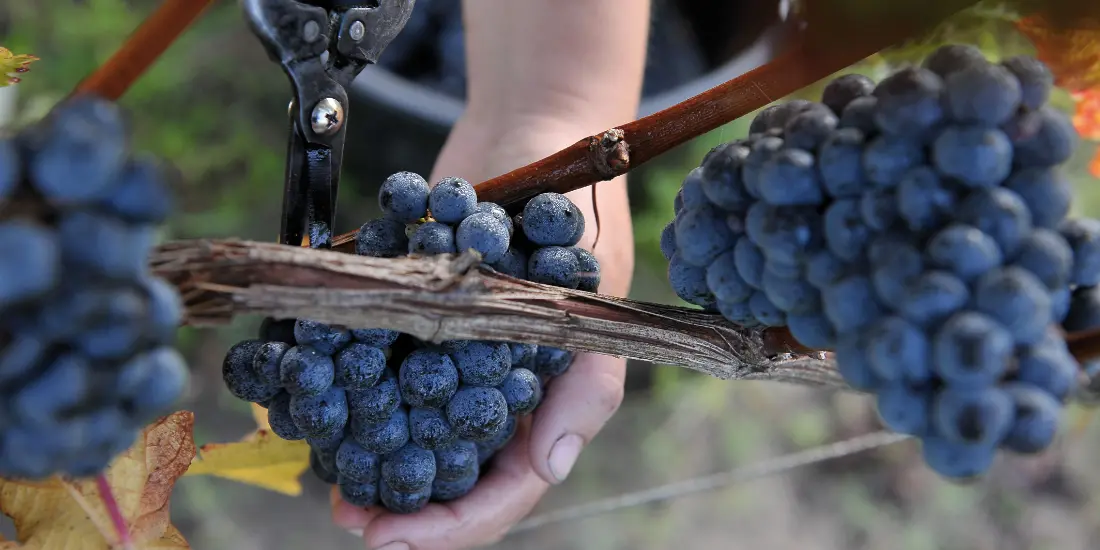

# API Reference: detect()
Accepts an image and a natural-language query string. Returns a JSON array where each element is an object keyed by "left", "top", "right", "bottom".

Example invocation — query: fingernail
[
  {"left": 548, "top": 433, "right": 584, "bottom": 483},
  {"left": 346, "top": 529, "right": 363, "bottom": 537},
  {"left": 374, "top": 543, "right": 409, "bottom": 550}
]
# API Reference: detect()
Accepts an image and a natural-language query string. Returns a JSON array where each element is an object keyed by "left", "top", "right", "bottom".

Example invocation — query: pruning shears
[{"left": 242, "top": 0, "right": 416, "bottom": 248}]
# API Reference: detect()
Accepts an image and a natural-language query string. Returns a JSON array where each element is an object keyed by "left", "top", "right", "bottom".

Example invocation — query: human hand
[{"left": 331, "top": 114, "right": 633, "bottom": 550}]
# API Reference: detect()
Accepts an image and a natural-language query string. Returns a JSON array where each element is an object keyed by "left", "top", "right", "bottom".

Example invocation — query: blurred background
[{"left": 3, "top": 1, "right": 1100, "bottom": 549}]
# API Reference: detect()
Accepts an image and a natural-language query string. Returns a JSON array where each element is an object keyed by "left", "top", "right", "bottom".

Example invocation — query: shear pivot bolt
[
  {"left": 349, "top": 21, "right": 365, "bottom": 42},
  {"left": 303, "top": 20, "right": 321, "bottom": 42},
  {"left": 310, "top": 98, "right": 344, "bottom": 135}
]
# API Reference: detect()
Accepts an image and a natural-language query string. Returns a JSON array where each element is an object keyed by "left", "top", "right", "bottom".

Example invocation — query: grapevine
[{"left": 0, "top": 0, "right": 1099, "bottom": 548}]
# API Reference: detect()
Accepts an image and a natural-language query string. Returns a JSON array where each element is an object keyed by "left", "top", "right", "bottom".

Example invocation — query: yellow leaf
[
  {"left": 0, "top": 46, "right": 39, "bottom": 87},
  {"left": 184, "top": 429, "right": 310, "bottom": 496},
  {"left": 251, "top": 402, "right": 272, "bottom": 431},
  {"left": 0, "top": 412, "right": 197, "bottom": 550}
]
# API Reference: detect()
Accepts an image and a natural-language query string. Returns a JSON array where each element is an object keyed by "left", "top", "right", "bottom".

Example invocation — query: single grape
[
  {"left": 350, "top": 407, "right": 410, "bottom": 455},
  {"left": 706, "top": 250, "right": 753, "bottom": 303},
  {"left": 924, "top": 224, "right": 1003, "bottom": 283},
  {"left": 333, "top": 343, "right": 386, "bottom": 390},
  {"left": 346, "top": 374, "right": 401, "bottom": 425},
  {"left": 972, "top": 266, "right": 1052, "bottom": 346},
  {"left": 660, "top": 221, "right": 678, "bottom": 261},
  {"left": 837, "top": 96, "right": 878, "bottom": 135},
  {"left": 528, "top": 246, "right": 581, "bottom": 289},
  {"left": 866, "top": 316, "right": 932, "bottom": 384},
  {"left": 943, "top": 63, "right": 1022, "bottom": 126},
  {"left": 450, "top": 341, "right": 511, "bottom": 387},
  {"left": 876, "top": 384, "right": 930, "bottom": 435},
  {"left": 1000, "top": 56, "right": 1053, "bottom": 110},
  {"left": 871, "top": 67, "right": 945, "bottom": 137},
  {"left": 675, "top": 205, "right": 736, "bottom": 267},
  {"left": 785, "top": 313, "right": 836, "bottom": 348},
  {"left": 668, "top": 252, "right": 713, "bottom": 307},
  {"left": 379, "top": 171, "right": 430, "bottom": 223},
  {"left": 931, "top": 125, "right": 1013, "bottom": 188},
  {"left": 678, "top": 167, "right": 711, "bottom": 210},
  {"left": 932, "top": 312, "right": 1013, "bottom": 388},
  {"left": 498, "top": 368, "right": 542, "bottom": 416},
  {"left": 745, "top": 204, "right": 823, "bottom": 266},
  {"left": 446, "top": 386, "right": 509, "bottom": 441},
  {"left": 356, "top": 218, "right": 409, "bottom": 258},
  {"left": 762, "top": 274, "right": 820, "bottom": 314},
  {"left": 222, "top": 339, "right": 278, "bottom": 403},
  {"left": 898, "top": 270, "right": 970, "bottom": 328},
  {"left": 922, "top": 44, "right": 988, "bottom": 77},
  {"left": 379, "top": 478, "right": 431, "bottom": 514},
  {"left": 834, "top": 333, "right": 880, "bottom": 391},
  {"left": 1002, "top": 167, "right": 1072, "bottom": 229},
  {"left": 399, "top": 348, "right": 460, "bottom": 408},
  {"left": 289, "top": 386, "right": 348, "bottom": 437},
  {"left": 509, "top": 343, "right": 538, "bottom": 370},
  {"left": 748, "top": 291, "right": 785, "bottom": 326},
  {"left": 784, "top": 108, "right": 838, "bottom": 151},
  {"left": 817, "top": 127, "right": 868, "bottom": 198},
  {"left": 921, "top": 436, "right": 996, "bottom": 480},
  {"left": 28, "top": 96, "right": 128, "bottom": 204},
  {"left": 871, "top": 244, "right": 923, "bottom": 310},
  {"left": 294, "top": 319, "right": 351, "bottom": 355},
  {"left": 822, "top": 275, "right": 883, "bottom": 332},
  {"left": 932, "top": 387, "right": 1014, "bottom": 446},
  {"left": 434, "top": 439, "right": 478, "bottom": 481},
  {"left": 758, "top": 148, "right": 824, "bottom": 206},
  {"left": 822, "top": 73, "right": 876, "bottom": 115},
  {"left": 956, "top": 187, "right": 1033, "bottom": 258},
  {"left": 862, "top": 135, "right": 924, "bottom": 188},
  {"left": 408, "top": 221, "right": 457, "bottom": 255},
  {"left": 521, "top": 193, "right": 581, "bottom": 246},
  {"left": 700, "top": 143, "right": 753, "bottom": 211},
  {"left": 58, "top": 211, "right": 155, "bottom": 280},
  {"left": 475, "top": 202, "right": 513, "bottom": 235},
  {"left": 338, "top": 476, "right": 380, "bottom": 507},
  {"left": 432, "top": 467, "right": 479, "bottom": 502},
  {"left": 268, "top": 392, "right": 306, "bottom": 440},
  {"left": 1059, "top": 218, "right": 1100, "bottom": 287},
  {"left": 456, "top": 211, "right": 510, "bottom": 263},
  {"left": 1001, "top": 383, "right": 1062, "bottom": 454},
  {"left": 409, "top": 407, "right": 458, "bottom": 450},
  {"left": 491, "top": 246, "right": 529, "bottom": 279},
  {"left": 733, "top": 236, "right": 765, "bottom": 289},
  {"left": 349, "top": 327, "right": 399, "bottom": 348},
  {"left": 572, "top": 247, "right": 601, "bottom": 292},
  {"left": 1012, "top": 107, "right": 1079, "bottom": 168},
  {"left": 805, "top": 250, "right": 848, "bottom": 289},
  {"left": 99, "top": 156, "right": 174, "bottom": 224},
  {"left": 533, "top": 346, "right": 574, "bottom": 378},
  {"left": 1015, "top": 344, "right": 1078, "bottom": 402},
  {"left": 336, "top": 439, "right": 381, "bottom": 482},
  {"left": 741, "top": 136, "right": 785, "bottom": 198},
  {"left": 896, "top": 166, "right": 956, "bottom": 233},
  {"left": 428, "top": 176, "right": 478, "bottom": 223},
  {"left": 115, "top": 347, "right": 188, "bottom": 420}
]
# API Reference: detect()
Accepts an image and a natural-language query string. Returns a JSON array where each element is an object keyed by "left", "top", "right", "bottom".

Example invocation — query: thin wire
[{"left": 509, "top": 431, "right": 912, "bottom": 535}]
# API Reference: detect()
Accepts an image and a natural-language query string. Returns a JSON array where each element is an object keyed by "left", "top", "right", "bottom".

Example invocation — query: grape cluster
[
  {"left": 0, "top": 95, "right": 187, "bottom": 478},
  {"left": 222, "top": 172, "right": 596, "bottom": 513},
  {"left": 666, "top": 44, "right": 1093, "bottom": 479}
]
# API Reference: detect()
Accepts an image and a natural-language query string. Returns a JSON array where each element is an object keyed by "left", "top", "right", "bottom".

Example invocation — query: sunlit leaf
[
  {"left": 183, "top": 429, "right": 310, "bottom": 496},
  {"left": 0, "top": 46, "right": 39, "bottom": 87}
]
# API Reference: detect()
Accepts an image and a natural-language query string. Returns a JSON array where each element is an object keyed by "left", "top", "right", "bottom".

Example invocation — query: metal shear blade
[{"left": 242, "top": 0, "right": 416, "bottom": 248}]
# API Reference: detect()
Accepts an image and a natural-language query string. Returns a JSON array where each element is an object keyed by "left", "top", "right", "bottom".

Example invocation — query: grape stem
[
  {"left": 152, "top": 239, "right": 844, "bottom": 389},
  {"left": 95, "top": 474, "right": 134, "bottom": 550},
  {"left": 71, "top": 0, "right": 216, "bottom": 101}
]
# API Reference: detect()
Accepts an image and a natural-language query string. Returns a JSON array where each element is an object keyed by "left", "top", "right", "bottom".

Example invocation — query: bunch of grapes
[
  {"left": 0, "top": 95, "right": 187, "bottom": 478},
  {"left": 666, "top": 43, "right": 1096, "bottom": 479},
  {"left": 221, "top": 172, "right": 597, "bottom": 513}
]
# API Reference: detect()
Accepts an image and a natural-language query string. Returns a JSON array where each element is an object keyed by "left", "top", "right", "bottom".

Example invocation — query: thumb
[{"left": 528, "top": 353, "right": 626, "bottom": 485}]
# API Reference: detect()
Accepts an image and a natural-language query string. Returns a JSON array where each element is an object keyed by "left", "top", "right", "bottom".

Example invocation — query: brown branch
[
  {"left": 72, "top": 0, "right": 217, "bottom": 101},
  {"left": 150, "top": 239, "right": 843, "bottom": 389}
]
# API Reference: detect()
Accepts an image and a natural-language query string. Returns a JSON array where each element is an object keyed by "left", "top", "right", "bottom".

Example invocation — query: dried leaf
[
  {"left": 183, "top": 429, "right": 310, "bottom": 496},
  {"left": 0, "top": 47, "right": 38, "bottom": 87},
  {"left": 0, "top": 412, "right": 196, "bottom": 550},
  {"left": 1015, "top": 14, "right": 1100, "bottom": 91}
]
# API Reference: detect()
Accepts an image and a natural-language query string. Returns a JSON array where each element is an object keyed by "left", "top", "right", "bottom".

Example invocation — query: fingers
[
  {"left": 333, "top": 420, "right": 550, "bottom": 550},
  {"left": 528, "top": 353, "right": 626, "bottom": 485}
]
